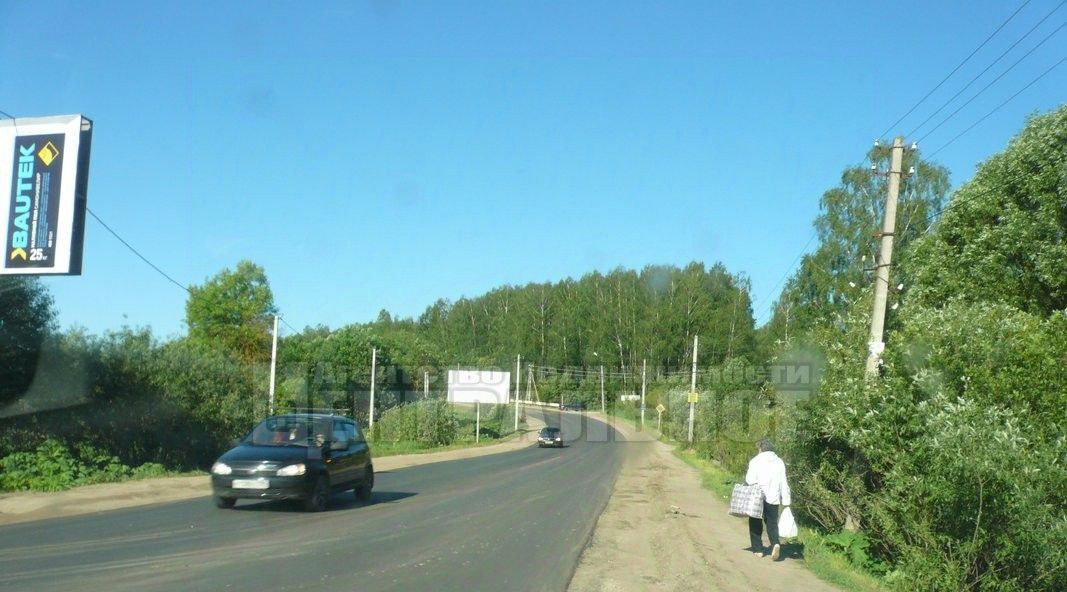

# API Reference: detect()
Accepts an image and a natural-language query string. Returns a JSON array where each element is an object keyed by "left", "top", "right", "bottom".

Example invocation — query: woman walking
[{"left": 746, "top": 438, "right": 792, "bottom": 560}]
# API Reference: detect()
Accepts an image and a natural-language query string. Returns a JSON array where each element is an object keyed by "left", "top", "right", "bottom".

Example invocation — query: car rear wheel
[
  {"left": 355, "top": 466, "right": 374, "bottom": 501},
  {"left": 303, "top": 476, "right": 330, "bottom": 512},
  {"left": 214, "top": 496, "right": 236, "bottom": 509}
]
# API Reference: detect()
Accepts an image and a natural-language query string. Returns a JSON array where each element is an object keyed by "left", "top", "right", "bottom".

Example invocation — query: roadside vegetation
[
  {"left": 610, "top": 107, "right": 1066, "bottom": 591},
  {"left": 371, "top": 399, "right": 523, "bottom": 455},
  {"left": 0, "top": 105, "right": 1063, "bottom": 590},
  {"left": 0, "top": 438, "right": 199, "bottom": 492}
]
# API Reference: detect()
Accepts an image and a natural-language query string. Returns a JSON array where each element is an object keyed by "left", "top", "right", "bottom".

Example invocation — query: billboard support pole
[
  {"left": 688, "top": 335, "right": 698, "bottom": 445},
  {"left": 600, "top": 365, "right": 605, "bottom": 414},
  {"left": 268, "top": 315, "right": 279, "bottom": 416},
  {"left": 640, "top": 358, "right": 647, "bottom": 431},
  {"left": 514, "top": 355, "right": 521, "bottom": 432},
  {"left": 476, "top": 401, "right": 481, "bottom": 444},
  {"left": 369, "top": 347, "right": 377, "bottom": 429}
]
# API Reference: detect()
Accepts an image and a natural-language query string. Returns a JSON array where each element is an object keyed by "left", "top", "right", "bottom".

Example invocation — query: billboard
[
  {"left": 0, "top": 114, "right": 92, "bottom": 275},
  {"left": 446, "top": 370, "right": 512, "bottom": 404}
]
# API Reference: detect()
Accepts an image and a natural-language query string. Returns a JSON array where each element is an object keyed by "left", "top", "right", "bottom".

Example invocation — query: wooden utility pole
[{"left": 866, "top": 137, "right": 905, "bottom": 376}]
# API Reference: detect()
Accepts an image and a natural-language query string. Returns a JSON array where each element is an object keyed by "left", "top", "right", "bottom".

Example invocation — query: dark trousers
[{"left": 749, "top": 502, "right": 779, "bottom": 551}]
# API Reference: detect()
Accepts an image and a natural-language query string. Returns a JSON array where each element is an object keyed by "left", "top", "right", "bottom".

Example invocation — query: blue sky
[{"left": 2, "top": 1, "right": 1064, "bottom": 338}]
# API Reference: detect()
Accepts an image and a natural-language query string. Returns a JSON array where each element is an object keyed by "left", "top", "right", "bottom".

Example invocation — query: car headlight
[
  {"left": 276, "top": 463, "right": 306, "bottom": 476},
  {"left": 211, "top": 462, "right": 232, "bottom": 475}
]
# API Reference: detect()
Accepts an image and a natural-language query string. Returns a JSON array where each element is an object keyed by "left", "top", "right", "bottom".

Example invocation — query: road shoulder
[
  {"left": 0, "top": 413, "right": 546, "bottom": 527},
  {"left": 567, "top": 415, "right": 841, "bottom": 592}
]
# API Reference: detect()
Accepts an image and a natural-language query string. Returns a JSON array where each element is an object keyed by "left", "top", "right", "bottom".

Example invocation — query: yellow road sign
[
  {"left": 687, "top": 392, "right": 699, "bottom": 403},
  {"left": 655, "top": 403, "right": 666, "bottom": 414}
]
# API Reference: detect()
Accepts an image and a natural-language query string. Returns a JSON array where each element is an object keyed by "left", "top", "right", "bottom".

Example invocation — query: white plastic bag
[{"left": 778, "top": 506, "right": 798, "bottom": 538}]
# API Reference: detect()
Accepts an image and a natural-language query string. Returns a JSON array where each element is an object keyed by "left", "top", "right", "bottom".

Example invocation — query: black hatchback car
[
  {"left": 211, "top": 414, "right": 374, "bottom": 512},
  {"left": 537, "top": 427, "right": 563, "bottom": 448}
]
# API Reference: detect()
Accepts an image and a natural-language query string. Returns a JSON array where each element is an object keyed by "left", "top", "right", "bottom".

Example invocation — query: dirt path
[
  {"left": 0, "top": 413, "right": 545, "bottom": 527},
  {"left": 568, "top": 416, "right": 840, "bottom": 592}
]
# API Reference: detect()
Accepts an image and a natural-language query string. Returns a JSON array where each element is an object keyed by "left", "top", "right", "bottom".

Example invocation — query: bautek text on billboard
[{"left": 0, "top": 114, "right": 92, "bottom": 275}]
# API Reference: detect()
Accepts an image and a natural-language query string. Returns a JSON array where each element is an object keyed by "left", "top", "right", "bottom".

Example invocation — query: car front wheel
[
  {"left": 214, "top": 496, "right": 236, "bottom": 509},
  {"left": 303, "top": 476, "right": 330, "bottom": 512}
]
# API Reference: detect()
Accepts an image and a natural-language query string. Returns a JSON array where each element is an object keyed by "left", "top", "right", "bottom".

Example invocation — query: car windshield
[{"left": 245, "top": 417, "right": 330, "bottom": 447}]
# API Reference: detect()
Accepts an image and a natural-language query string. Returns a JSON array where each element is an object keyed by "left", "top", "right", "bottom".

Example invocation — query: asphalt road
[{"left": 0, "top": 409, "right": 625, "bottom": 592}]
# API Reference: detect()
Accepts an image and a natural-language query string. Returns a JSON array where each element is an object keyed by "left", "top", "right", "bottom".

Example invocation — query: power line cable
[
  {"left": 906, "top": 0, "right": 1066, "bottom": 138},
  {"left": 2, "top": 108, "right": 193, "bottom": 297},
  {"left": 5, "top": 108, "right": 298, "bottom": 339},
  {"left": 918, "top": 21, "right": 1066, "bottom": 144},
  {"left": 753, "top": 150, "right": 881, "bottom": 324},
  {"left": 750, "top": 4, "right": 1049, "bottom": 326},
  {"left": 88, "top": 206, "right": 305, "bottom": 333},
  {"left": 87, "top": 206, "right": 191, "bottom": 294},
  {"left": 879, "top": 0, "right": 1033, "bottom": 138},
  {"left": 280, "top": 317, "right": 300, "bottom": 335},
  {"left": 927, "top": 55, "right": 1066, "bottom": 157},
  {"left": 755, "top": 230, "right": 819, "bottom": 322}
]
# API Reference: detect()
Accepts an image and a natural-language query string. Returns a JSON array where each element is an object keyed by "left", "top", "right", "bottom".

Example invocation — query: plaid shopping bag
[{"left": 728, "top": 483, "right": 764, "bottom": 518}]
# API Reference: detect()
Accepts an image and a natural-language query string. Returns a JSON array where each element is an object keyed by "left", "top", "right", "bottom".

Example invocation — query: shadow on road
[{"left": 232, "top": 491, "right": 417, "bottom": 513}]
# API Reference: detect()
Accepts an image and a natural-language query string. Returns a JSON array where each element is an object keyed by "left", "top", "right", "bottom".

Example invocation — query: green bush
[
  {"left": 0, "top": 439, "right": 81, "bottom": 491},
  {"left": 132, "top": 462, "right": 168, "bottom": 479},
  {"left": 0, "top": 439, "right": 145, "bottom": 491},
  {"left": 417, "top": 399, "right": 459, "bottom": 445},
  {"left": 0, "top": 329, "right": 258, "bottom": 472},
  {"left": 783, "top": 296, "right": 1067, "bottom": 591},
  {"left": 376, "top": 399, "right": 459, "bottom": 447},
  {"left": 376, "top": 403, "right": 419, "bottom": 442}
]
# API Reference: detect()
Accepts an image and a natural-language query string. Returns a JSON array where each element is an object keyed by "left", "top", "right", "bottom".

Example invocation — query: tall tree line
[{"left": 390, "top": 262, "right": 756, "bottom": 373}]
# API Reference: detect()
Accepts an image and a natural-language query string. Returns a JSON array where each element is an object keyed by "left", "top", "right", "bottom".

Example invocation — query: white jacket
[{"left": 745, "top": 451, "right": 792, "bottom": 505}]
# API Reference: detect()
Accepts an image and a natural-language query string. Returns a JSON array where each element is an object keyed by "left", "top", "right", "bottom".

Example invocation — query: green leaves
[
  {"left": 375, "top": 399, "right": 460, "bottom": 447},
  {"left": 185, "top": 260, "right": 277, "bottom": 364},
  {"left": 772, "top": 106, "right": 1067, "bottom": 591},
  {"left": 0, "top": 276, "right": 56, "bottom": 406},
  {"left": 400, "top": 262, "right": 755, "bottom": 372},
  {"left": 0, "top": 438, "right": 148, "bottom": 492},
  {"left": 766, "top": 146, "right": 950, "bottom": 345},
  {"left": 906, "top": 106, "right": 1067, "bottom": 316},
  {"left": 822, "top": 531, "right": 878, "bottom": 573}
]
